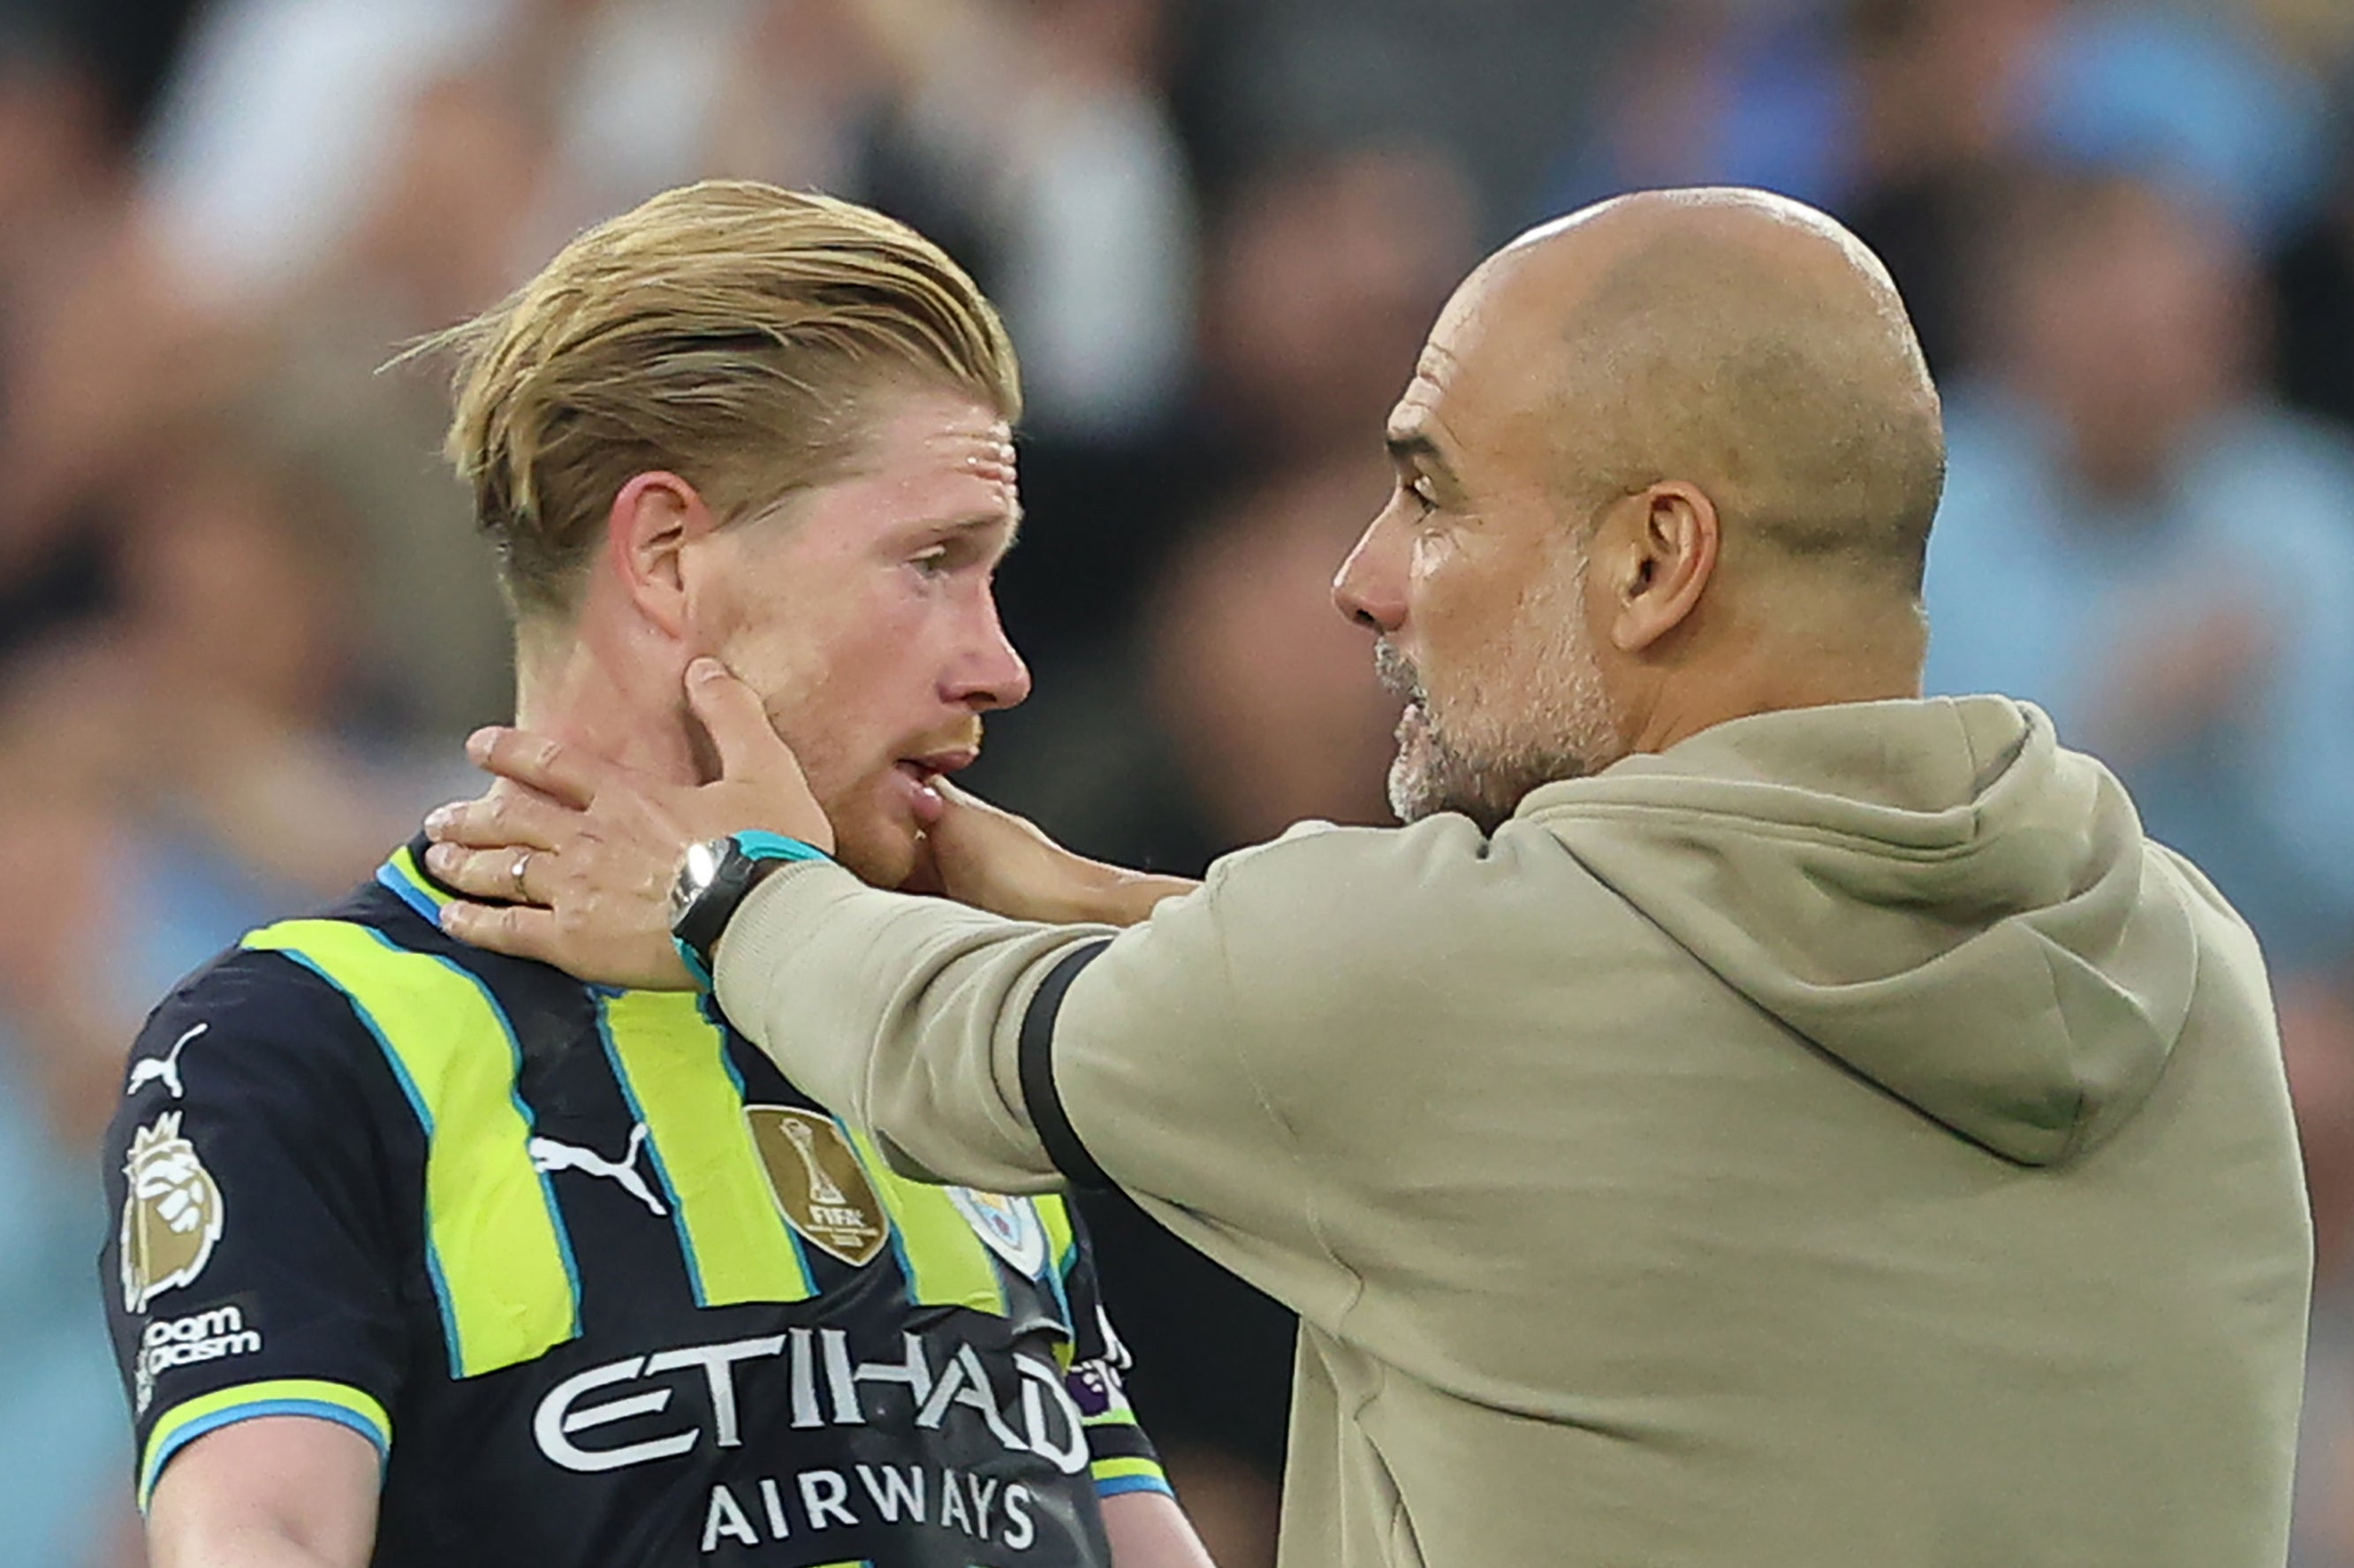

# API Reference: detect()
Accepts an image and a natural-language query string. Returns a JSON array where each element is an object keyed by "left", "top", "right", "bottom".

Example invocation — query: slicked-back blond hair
[{"left": 422, "top": 179, "right": 1021, "bottom": 618}]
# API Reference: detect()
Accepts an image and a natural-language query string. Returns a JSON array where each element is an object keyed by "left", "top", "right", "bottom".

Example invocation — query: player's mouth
[
  {"left": 896, "top": 746, "right": 978, "bottom": 784},
  {"left": 891, "top": 746, "right": 980, "bottom": 826}
]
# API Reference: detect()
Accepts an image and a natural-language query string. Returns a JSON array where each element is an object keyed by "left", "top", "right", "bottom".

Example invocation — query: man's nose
[
  {"left": 950, "top": 596, "right": 1032, "bottom": 711},
  {"left": 1333, "top": 514, "right": 1408, "bottom": 634}
]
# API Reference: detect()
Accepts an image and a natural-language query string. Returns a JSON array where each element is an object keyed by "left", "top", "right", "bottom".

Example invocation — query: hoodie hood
[{"left": 1515, "top": 697, "right": 2205, "bottom": 1165}]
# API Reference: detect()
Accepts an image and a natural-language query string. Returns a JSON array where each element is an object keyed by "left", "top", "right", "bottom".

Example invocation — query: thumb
[
  {"left": 930, "top": 776, "right": 1025, "bottom": 833},
  {"left": 686, "top": 659, "right": 793, "bottom": 780}
]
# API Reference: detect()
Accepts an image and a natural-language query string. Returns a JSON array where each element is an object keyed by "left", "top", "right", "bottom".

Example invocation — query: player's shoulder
[{"left": 123, "top": 863, "right": 444, "bottom": 1095}]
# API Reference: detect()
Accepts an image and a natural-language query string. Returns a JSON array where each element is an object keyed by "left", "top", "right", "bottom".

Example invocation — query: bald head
[
  {"left": 1337, "top": 189, "right": 1942, "bottom": 826},
  {"left": 1475, "top": 188, "right": 1946, "bottom": 592}
]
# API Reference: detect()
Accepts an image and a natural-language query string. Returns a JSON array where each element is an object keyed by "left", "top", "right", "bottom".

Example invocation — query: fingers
[
  {"left": 423, "top": 791, "right": 573, "bottom": 853},
  {"left": 466, "top": 727, "right": 608, "bottom": 809},
  {"left": 686, "top": 659, "right": 794, "bottom": 781},
  {"left": 930, "top": 776, "right": 1014, "bottom": 823},
  {"left": 437, "top": 900, "right": 564, "bottom": 965},
  {"left": 425, "top": 842, "right": 556, "bottom": 907}
]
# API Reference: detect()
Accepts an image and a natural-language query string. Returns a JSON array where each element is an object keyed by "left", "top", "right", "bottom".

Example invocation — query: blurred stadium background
[{"left": 5, "top": 0, "right": 2354, "bottom": 1562}]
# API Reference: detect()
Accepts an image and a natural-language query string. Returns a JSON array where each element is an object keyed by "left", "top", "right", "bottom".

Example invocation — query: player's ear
[{"left": 604, "top": 471, "right": 718, "bottom": 639}]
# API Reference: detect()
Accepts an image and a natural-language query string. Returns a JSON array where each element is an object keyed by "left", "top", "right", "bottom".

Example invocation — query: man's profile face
[
  {"left": 689, "top": 388, "right": 1029, "bottom": 885},
  {"left": 1333, "top": 258, "right": 1625, "bottom": 832}
]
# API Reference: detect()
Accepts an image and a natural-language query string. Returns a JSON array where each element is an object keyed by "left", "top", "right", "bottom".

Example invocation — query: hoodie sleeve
[{"left": 710, "top": 824, "right": 1487, "bottom": 1316}]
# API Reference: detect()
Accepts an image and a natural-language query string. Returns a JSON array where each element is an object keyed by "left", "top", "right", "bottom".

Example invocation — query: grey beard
[
  {"left": 1373, "top": 607, "right": 1617, "bottom": 832},
  {"left": 1386, "top": 711, "right": 1594, "bottom": 835}
]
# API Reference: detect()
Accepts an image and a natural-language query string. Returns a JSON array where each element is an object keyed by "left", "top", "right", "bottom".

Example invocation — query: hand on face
[
  {"left": 900, "top": 778, "right": 1105, "bottom": 921},
  {"left": 903, "top": 778, "right": 1198, "bottom": 928},
  {"left": 423, "top": 659, "right": 830, "bottom": 987}
]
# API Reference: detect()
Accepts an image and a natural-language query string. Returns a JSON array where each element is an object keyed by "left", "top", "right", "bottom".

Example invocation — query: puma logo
[
  {"left": 126, "top": 1025, "right": 209, "bottom": 1100},
  {"left": 529, "top": 1125, "right": 668, "bottom": 1217}
]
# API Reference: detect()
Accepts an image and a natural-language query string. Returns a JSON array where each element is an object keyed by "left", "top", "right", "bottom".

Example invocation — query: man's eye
[
  {"left": 1409, "top": 477, "right": 1439, "bottom": 513},
  {"left": 912, "top": 549, "right": 952, "bottom": 576}
]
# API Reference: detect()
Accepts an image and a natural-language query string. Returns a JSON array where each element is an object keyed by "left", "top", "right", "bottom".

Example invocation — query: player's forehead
[
  {"left": 856, "top": 390, "right": 1018, "bottom": 503},
  {"left": 775, "top": 389, "right": 1021, "bottom": 547}
]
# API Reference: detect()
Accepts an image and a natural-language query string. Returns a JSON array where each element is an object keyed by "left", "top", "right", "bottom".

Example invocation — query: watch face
[{"left": 670, "top": 838, "right": 725, "bottom": 926}]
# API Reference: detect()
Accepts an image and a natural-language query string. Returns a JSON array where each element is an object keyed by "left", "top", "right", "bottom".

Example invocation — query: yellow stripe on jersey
[
  {"left": 140, "top": 1378, "right": 391, "bottom": 1511},
  {"left": 243, "top": 920, "right": 581, "bottom": 1378},
  {"left": 379, "top": 845, "right": 451, "bottom": 913},
  {"left": 1090, "top": 1453, "right": 1174, "bottom": 1499},
  {"left": 1091, "top": 1456, "right": 1166, "bottom": 1483},
  {"left": 846, "top": 1127, "right": 1009, "bottom": 1317},
  {"left": 596, "top": 990, "right": 818, "bottom": 1306}
]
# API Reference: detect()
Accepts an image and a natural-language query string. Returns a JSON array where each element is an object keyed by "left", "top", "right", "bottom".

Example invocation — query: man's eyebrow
[
  {"left": 933, "top": 507, "right": 1023, "bottom": 550},
  {"left": 1386, "top": 429, "right": 1456, "bottom": 481}
]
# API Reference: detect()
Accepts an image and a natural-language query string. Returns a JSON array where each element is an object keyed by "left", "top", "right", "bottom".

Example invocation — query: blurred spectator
[
  {"left": 138, "top": 0, "right": 518, "bottom": 308},
  {"left": 254, "top": 69, "right": 551, "bottom": 737},
  {"left": 1144, "top": 457, "right": 1398, "bottom": 849},
  {"left": 2274, "top": 101, "right": 2354, "bottom": 433},
  {"left": 1547, "top": 0, "right": 2333, "bottom": 371},
  {"left": 1835, "top": 0, "right": 2061, "bottom": 375},
  {"left": 1177, "top": 0, "right": 1645, "bottom": 238},
  {"left": 0, "top": 656, "right": 159, "bottom": 1568},
  {"left": 104, "top": 432, "right": 467, "bottom": 898},
  {"left": 877, "top": 0, "right": 1196, "bottom": 441},
  {"left": 0, "top": 26, "right": 232, "bottom": 663},
  {"left": 1923, "top": 170, "right": 2354, "bottom": 970},
  {"left": 979, "top": 143, "right": 1475, "bottom": 856},
  {"left": 2033, "top": 3, "right": 2329, "bottom": 239},
  {"left": 151, "top": 0, "right": 1197, "bottom": 442}
]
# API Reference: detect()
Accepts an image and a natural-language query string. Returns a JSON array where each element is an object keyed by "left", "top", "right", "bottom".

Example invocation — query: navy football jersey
[{"left": 101, "top": 839, "right": 1166, "bottom": 1565}]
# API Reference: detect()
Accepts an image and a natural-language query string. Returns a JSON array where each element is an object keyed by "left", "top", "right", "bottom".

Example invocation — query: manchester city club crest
[
  {"left": 946, "top": 1187, "right": 1048, "bottom": 1277},
  {"left": 120, "top": 1112, "right": 226, "bottom": 1314},
  {"left": 743, "top": 1106, "right": 891, "bottom": 1266}
]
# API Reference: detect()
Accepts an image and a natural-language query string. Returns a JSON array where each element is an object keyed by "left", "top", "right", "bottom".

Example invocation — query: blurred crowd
[{"left": 4, "top": 0, "right": 2354, "bottom": 1563}]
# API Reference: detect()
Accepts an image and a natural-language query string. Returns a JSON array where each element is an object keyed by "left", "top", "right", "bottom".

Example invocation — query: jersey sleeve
[
  {"left": 100, "top": 951, "right": 413, "bottom": 1511},
  {"left": 1041, "top": 1194, "right": 1172, "bottom": 1504}
]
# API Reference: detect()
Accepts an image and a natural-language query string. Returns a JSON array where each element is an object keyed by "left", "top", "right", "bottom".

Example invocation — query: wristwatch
[{"left": 668, "top": 830, "right": 832, "bottom": 989}]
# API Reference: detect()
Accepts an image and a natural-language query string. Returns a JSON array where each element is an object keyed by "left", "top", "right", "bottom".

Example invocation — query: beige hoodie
[{"left": 718, "top": 695, "right": 2312, "bottom": 1566}]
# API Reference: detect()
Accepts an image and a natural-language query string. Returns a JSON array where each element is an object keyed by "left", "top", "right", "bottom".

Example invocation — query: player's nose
[{"left": 948, "top": 595, "right": 1031, "bottom": 712}]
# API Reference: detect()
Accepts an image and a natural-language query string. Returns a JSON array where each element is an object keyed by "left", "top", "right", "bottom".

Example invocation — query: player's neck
[{"left": 510, "top": 620, "right": 702, "bottom": 787}]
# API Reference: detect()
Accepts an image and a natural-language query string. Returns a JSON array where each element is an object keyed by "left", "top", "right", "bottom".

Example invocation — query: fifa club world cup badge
[
  {"left": 744, "top": 1106, "right": 891, "bottom": 1266},
  {"left": 947, "top": 1187, "right": 1048, "bottom": 1277},
  {"left": 120, "top": 1112, "right": 225, "bottom": 1314}
]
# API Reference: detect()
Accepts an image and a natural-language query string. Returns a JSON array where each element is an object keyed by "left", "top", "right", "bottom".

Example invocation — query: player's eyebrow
[{"left": 930, "top": 506, "right": 1024, "bottom": 556}]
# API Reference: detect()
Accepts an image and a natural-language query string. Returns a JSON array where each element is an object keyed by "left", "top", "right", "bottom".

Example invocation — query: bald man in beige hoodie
[{"left": 429, "top": 189, "right": 2312, "bottom": 1567}]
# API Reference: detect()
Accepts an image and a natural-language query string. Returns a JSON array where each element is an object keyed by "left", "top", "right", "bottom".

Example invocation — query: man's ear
[
  {"left": 602, "top": 471, "right": 718, "bottom": 639},
  {"left": 1601, "top": 481, "right": 1720, "bottom": 655}
]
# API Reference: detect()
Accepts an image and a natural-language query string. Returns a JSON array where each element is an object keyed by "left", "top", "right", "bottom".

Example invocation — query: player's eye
[
  {"left": 911, "top": 547, "right": 953, "bottom": 577},
  {"left": 1409, "top": 475, "right": 1440, "bottom": 515}
]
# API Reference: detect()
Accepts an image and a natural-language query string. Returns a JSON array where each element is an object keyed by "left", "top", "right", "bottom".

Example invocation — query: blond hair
[{"left": 421, "top": 180, "right": 1021, "bottom": 618}]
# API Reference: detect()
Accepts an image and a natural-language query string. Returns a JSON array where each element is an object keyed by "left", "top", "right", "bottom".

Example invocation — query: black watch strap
[{"left": 672, "top": 833, "right": 831, "bottom": 989}]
